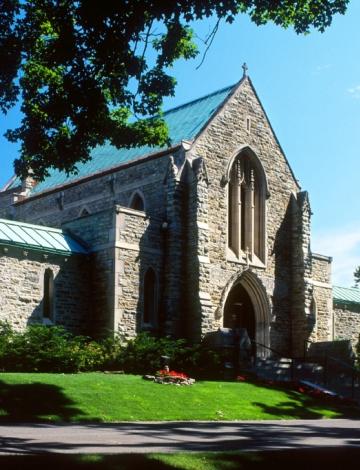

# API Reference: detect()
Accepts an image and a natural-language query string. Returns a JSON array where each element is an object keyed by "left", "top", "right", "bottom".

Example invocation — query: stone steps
[
  {"left": 254, "top": 357, "right": 324, "bottom": 383},
  {"left": 254, "top": 357, "right": 293, "bottom": 381},
  {"left": 253, "top": 357, "right": 360, "bottom": 402}
]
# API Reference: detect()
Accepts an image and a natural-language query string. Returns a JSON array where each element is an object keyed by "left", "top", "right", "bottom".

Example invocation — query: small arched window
[
  {"left": 228, "top": 151, "right": 266, "bottom": 264},
  {"left": 143, "top": 268, "right": 157, "bottom": 326},
  {"left": 43, "top": 268, "right": 55, "bottom": 321},
  {"left": 129, "top": 192, "right": 145, "bottom": 211},
  {"left": 79, "top": 207, "right": 90, "bottom": 217}
]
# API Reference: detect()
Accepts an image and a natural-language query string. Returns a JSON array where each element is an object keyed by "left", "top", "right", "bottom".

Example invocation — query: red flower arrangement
[
  {"left": 236, "top": 375, "right": 247, "bottom": 381},
  {"left": 157, "top": 369, "right": 189, "bottom": 379}
]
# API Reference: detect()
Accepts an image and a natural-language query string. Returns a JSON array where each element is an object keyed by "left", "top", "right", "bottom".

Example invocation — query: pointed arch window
[
  {"left": 129, "top": 191, "right": 145, "bottom": 211},
  {"left": 143, "top": 268, "right": 158, "bottom": 326},
  {"left": 43, "top": 268, "right": 55, "bottom": 321},
  {"left": 228, "top": 151, "right": 266, "bottom": 264}
]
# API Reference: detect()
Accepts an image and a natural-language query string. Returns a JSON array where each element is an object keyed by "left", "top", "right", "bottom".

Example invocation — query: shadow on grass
[
  {"left": 0, "top": 380, "right": 84, "bottom": 422},
  {"left": 0, "top": 448, "right": 360, "bottom": 469},
  {"left": 248, "top": 380, "right": 360, "bottom": 419}
]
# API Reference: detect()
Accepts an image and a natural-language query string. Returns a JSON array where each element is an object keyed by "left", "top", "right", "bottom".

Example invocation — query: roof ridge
[{"left": 162, "top": 83, "right": 235, "bottom": 115}]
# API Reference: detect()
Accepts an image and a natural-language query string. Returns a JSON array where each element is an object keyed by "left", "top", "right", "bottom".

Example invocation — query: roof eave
[
  {"left": 333, "top": 299, "right": 360, "bottom": 307},
  {"left": 0, "top": 240, "right": 83, "bottom": 257}
]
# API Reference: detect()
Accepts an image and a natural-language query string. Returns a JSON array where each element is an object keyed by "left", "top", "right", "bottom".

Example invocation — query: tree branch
[{"left": 196, "top": 17, "right": 221, "bottom": 70}]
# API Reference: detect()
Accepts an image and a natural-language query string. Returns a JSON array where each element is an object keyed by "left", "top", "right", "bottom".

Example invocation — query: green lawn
[{"left": 0, "top": 372, "right": 358, "bottom": 422}]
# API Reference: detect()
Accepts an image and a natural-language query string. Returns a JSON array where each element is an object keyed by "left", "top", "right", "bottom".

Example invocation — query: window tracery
[{"left": 228, "top": 151, "right": 266, "bottom": 264}]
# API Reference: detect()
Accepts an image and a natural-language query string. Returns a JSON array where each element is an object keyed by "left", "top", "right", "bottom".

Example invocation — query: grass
[
  {"left": 151, "top": 448, "right": 360, "bottom": 470},
  {"left": 0, "top": 449, "right": 359, "bottom": 469},
  {"left": 0, "top": 372, "right": 358, "bottom": 422}
]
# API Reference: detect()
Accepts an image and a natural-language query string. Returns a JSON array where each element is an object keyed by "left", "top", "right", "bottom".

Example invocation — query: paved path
[{"left": 0, "top": 419, "right": 359, "bottom": 454}]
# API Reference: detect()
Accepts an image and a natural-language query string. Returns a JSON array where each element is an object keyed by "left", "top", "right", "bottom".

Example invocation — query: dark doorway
[{"left": 223, "top": 283, "right": 255, "bottom": 340}]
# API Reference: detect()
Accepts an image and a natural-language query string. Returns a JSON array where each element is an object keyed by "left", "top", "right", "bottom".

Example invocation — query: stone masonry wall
[
  {"left": 115, "top": 206, "right": 163, "bottom": 338},
  {"left": 311, "top": 285, "right": 333, "bottom": 342},
  {"left": 0, "top": 186, "right": 19, "bottom": 219},
  {"left": 0, "top": 76, "right": 335, "bottom": 351},
  {"left": 162, "top": 155, "right": 187, "bottom": 338},
  {"left": 0, "top": 246, "right": 89, "bottom": 333},
  {"left": 334, "top": 303, "right": 360, "bottom": 349},
  {"left": 312, "top": 254, "right": 332, "bottom": 284},
  {"left": 6, "top": 155, "right": 171, "bottom": 337},
  {"left": 290, "top": 192, "right": 313, "bottom": 356},
  {"left": 188, "top": 77, "right": 300, "bottom": 354},
  {"left": 311, "top": 254, "right": 333, "bottom": 342},
  {"left": 63, "top": 209, "right": 115, "bottom": 335},
  {"left": 12, "top": 154, "right": 170, "bottom": 228},
  {"left": 63, "top": 209, "right": 114, "bottom": 247},
  {"left": 185, "top": 157, "right": 213, "bottom": 342}
]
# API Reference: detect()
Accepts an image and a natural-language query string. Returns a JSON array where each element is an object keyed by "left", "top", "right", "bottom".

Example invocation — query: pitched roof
[
  {"left": 9, "top": 84, "right": 235, "bottom": 195},
  {"left": 333, "top": 286, "right": 360, "bottom": 306},
  {"left": 0, "top": 218, "right": 88, "bottom": 255}
]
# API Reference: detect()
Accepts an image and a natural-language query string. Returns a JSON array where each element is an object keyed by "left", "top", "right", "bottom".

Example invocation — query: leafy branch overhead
[
  {"left": 354, "top": 266, "right": 360, "bottom": 288},
  {"left": 0, "top": 0, "right": 349, "bottom": 181}
]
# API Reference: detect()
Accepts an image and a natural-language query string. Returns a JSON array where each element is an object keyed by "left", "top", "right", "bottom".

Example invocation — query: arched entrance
[
  {"left": 224, "top": 284, "right": 255, "bottom": 340},
  {"left": 221, "top": 271, "right": 271, "bottom": 357}
]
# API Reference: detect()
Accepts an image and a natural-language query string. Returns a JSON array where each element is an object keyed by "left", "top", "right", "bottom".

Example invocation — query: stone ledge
[
  {"left": 305, "top": 278, "right": 332, "bottom": 289},
  {"left": 115, "top": 205, "right": 147, "bottom": 218}
]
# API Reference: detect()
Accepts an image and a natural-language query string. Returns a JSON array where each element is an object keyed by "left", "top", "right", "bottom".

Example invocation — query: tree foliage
[
  {"left": 0, "top": 0, "right": 349, "bottom": 181},
  {"left": 354, "top": 266, "right": 360, "bottom": 288}
]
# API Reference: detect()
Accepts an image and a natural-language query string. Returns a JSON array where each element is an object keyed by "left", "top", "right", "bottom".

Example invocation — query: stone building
[
  {"left": 333, "top": 286, "right": 360, "bottom": 349},
  {"left": 0, "top": 218, "right": 89, "bottom": 332},
  {"left": 0, "top": 72, "right": 359, "bottom": 357}
]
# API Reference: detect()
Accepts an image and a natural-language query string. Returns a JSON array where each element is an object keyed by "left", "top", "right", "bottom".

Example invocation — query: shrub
[
  {"left": 0, "top": 322, "right": 105, "bottom": 373},
  {"left": 0, "top": 321, "right": 16, "bottom": 364},
  {"left": 0, "top": 323, "right": 222, "bottom": 377},
  {"left": 174, "top": 343, "right": 223, "bottom": 379},
  {"left": 116, "top": 333, "right": 188, "bottom": 374},
  {"left": 117, "top": 332, "right": 222, "bottom": 378}
]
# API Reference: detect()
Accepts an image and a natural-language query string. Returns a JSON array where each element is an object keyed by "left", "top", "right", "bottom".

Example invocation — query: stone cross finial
[{"left": 242, "top": 62, "right": 248, "bottom": 77}]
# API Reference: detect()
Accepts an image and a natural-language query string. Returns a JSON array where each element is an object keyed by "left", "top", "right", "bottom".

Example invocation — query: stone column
[
  {"left": 233, "top": 159, "right": 242, "bottom": 258},
  {"left": 244, "top": 172, "right": 255, "bottom": 260},
  {"left": 231, "top": 177, "right": 241, "bottom": 258},
  {"left": 291, "top": 191, "right": 313, "bottom": 357},
  {"left": 184, "top": 155, "right": 214, "bottom": 342},
  {"left": 162, "top": 154, "right": 186, "bottom": 337}
]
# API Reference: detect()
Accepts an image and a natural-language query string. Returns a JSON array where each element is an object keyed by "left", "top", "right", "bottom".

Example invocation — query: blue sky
[{"left": 0, "top": 2, "right": 359, "bottom": 286}]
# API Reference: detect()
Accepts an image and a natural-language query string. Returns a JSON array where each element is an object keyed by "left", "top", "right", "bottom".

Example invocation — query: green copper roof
[
  {"left": 18, "top": 84, "right": 234, "bottom": 194},
  {"left": 333, "top": 286, "right": 360, "bottom": 305},
  {"left": 0, "top": 218, "right": 88, "bottom": 255}
]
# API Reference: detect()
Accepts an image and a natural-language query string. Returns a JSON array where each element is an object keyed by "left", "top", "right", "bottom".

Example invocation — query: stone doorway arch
[{"left": 221, "top": 270, "right": 271, "bottom": 357}]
